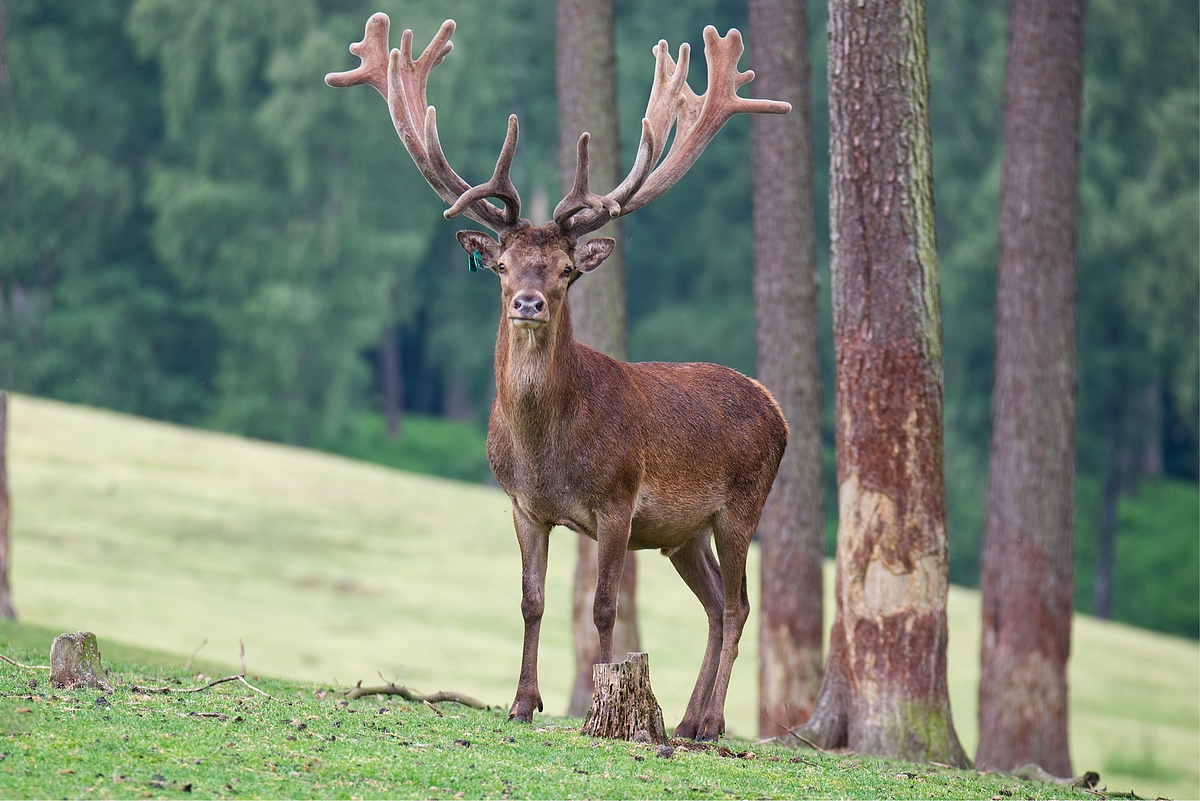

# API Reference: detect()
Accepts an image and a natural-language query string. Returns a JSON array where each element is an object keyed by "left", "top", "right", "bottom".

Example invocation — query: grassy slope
[
  {"left": 6, "top": 394, "right": 1198, "bottom": 798},
  {"left": 0, "top": 627, "right": 1096, "bottom": 801}
]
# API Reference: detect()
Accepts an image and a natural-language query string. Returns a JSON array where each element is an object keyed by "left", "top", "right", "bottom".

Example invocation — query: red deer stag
[{"left": 327, "top": 14, "right": 790, "bottom": 741}]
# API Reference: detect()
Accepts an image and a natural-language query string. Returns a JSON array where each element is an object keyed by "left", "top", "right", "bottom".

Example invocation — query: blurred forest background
[{"left": 1, "top": 0, "right": 1196, "bottom": 637}]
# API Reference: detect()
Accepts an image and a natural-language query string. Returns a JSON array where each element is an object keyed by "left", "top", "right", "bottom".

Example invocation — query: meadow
[{"left": 4, "top": 394, "right": 1198, "bottom": 798}]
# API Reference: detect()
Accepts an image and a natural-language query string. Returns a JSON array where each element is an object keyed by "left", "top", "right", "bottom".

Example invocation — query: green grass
[
  {"left": 0, "top": 623, "right": 1098, "bottom": 800},
  {"left": 5, "top": 394, "right": 1199, "bottom": 798}
]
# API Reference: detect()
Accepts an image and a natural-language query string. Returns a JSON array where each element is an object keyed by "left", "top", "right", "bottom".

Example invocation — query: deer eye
[
  {"left": 561, "top": 264, "right": 574, "bottom": 278},
  {"left": 496, "top": 262, "right": 507, "bottom": 274}
]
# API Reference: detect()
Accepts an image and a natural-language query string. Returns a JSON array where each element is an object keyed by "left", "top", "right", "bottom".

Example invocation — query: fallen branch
[
  {"left": 343, "top": 679, "right": 486, "bottom": 708},
  {"left": 0, "top": 653, "right": 50, "bottom": 671},
  {"left": 758, "top": 709, "right": 835, "bottom": 753},
  {"left": 1012, "top": 763, "right": 1100, "bottom": 790}
]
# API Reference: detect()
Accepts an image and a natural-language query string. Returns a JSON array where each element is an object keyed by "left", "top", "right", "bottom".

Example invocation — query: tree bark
[
  {"left": 381, "top": 325, "right": 403, "bottom": 440},
  {"left": 748, "top": 0, "right": 825, "bottom": 738},
  {"left": 0, "top": 392, "right": 13, "bottom": 619},
  {"left": 976, "top": 0, "right": 1083, "bottom": 778},
  {"left": 797, "top": 0, "right": 968, "bottom": 767},
  {"left": 556, "top": 0, "right": 640, "bottom": 717}
]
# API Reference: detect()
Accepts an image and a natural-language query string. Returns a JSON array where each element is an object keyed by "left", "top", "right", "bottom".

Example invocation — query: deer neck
[{"left": 494, "top": 300, "right": 582, "bottom": 433}]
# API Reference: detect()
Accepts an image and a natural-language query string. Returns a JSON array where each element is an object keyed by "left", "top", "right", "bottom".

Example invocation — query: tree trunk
[
  {"left": 0, "top": 0, "right": 9, "bottom": 92},
  {"left": 381, "top": 325, "right": 403, "bottom": 440},
  {"left": 748, "top": 0, "right": 825, "bottom": 738},
  {"left": 1092, "top": 466, "right": 1118, "bottom": 620},
  {"left": 976, "top": 0, "right": 1083, "bottom": 778},
  {"left": 0, "top": 392, "right": 15, "bottom": 619},
  {"left": 556, "top": 0, "right": 640, "bottom": 717},
  {"left": 797, "top": 0, "right": 968, "bottom": 767}
]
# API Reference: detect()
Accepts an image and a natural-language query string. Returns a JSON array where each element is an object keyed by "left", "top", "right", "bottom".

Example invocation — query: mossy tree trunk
[
  {"left": 977, "top": 0, "right": 1084, "bottom": 778},
  {"left": 797, "top": 0, "right": 968, "bottom": 767},
  {"left": 0, "top": 393, "right": 12, "bottom": 618},
  {"left": 748, "top": 0, "right": 825, "bottom": 738},
  {"left": 556, "top": 0, "right": 640, "bottom": 718}
]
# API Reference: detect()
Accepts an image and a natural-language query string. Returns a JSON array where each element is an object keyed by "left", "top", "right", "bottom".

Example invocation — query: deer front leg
[
  {"left": 591, "top": 507, "right": 634, "bottom": 665},
  {"left": 509, "top": 506, "right": 551, "bottom": 722}
]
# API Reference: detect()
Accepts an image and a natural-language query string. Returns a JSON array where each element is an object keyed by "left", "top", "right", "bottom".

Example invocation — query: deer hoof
[
  {"left": 673, "top": 719, "right": 699, "bottom": 740},
  {"left": 695, "top": 715, "right": 725, "bottom": 742},
  {"left": 508, "top": 695, "right": 541, "bottom": 722}
]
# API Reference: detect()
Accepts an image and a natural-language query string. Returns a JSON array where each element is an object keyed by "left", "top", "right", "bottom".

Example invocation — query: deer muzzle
[{"left": 509, "top": 292, "right": 548, "bottom": 329}]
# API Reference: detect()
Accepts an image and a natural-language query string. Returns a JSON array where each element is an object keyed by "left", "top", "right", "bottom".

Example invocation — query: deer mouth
[{"left": 509, "top": 316, "right": 547, "bottom": 330}]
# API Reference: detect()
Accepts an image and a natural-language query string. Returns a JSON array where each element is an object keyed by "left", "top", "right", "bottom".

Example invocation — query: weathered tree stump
[
  {"left": 581, "top": 652, "right": 666, "bottom": 744},
  {"left": 50, "top": 632, "right": 111, "bottom": 691}
]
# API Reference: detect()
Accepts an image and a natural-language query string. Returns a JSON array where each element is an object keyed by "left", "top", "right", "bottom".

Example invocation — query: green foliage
[
  {"left": 318, "top": 411, "right": 492, "bottom": 483},
  {"left": 0, "top": 620, "right": 1100, "bottom": 800}
]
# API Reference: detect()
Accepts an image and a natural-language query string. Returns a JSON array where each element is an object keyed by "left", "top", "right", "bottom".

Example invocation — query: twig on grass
[
  {"left": 177, "top": 640, "right": 281, "bottom": 702},
  {"left": 184, "top": 639, "right": 208, "bottom": 671},
  {"left": 135, "top": 641, "right": 283, "bottom": 703},
  {"left": 782, "top": 726, "right": 831, "bottom": 754},
  {"left": 759, "top": 707, "right": 831, "bottom": 754},
  {"left": 0, "top": 653, "right": 50, "bottom": 670},
  {"left": 343, "top": 678, "right": 486, "bottom": 709},
  {"left": 423, "top": 700, "right": 444, "bottom": 717}
]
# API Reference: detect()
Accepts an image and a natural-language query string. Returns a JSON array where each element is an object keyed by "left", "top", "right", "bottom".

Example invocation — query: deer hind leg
[
  {"left": 667, "top": 530, "right": 725, "bottom": 740},
  {"left": 509, "top": 506, "right": 551, "bottom": 722},
  {"left": 694, "top": 512, "right": 754, "bottom": 742}
]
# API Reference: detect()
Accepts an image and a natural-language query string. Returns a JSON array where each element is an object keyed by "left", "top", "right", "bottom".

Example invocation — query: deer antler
[
  {"left": 558, "top": 27, "right": 791, "bottom": 238},
  {"left": 326, "top": 15, "right": 524, "bottom": 236}
]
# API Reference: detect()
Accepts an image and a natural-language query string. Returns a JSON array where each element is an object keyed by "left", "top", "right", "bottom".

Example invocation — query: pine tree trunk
[
  {"left": 556, "top": 0, "right": 639, "bottom": 717},
  {"left": 1092, "top": 467, "right": 1118, "bottom": 620},
  {"left": 381, "top": 325, "right": 403, "bottom": 440},
  {"left": 976, "top": 0, "right": 1083, "bottom": 778},
  {"left": 748, "top": 0, "right": 825, "bottom": 738},
  {"left": 797, "top": 0, "right": 968, "bottom": 767},
  {"left": 0, "top": 392, "right": 15, "bottom": 619}
]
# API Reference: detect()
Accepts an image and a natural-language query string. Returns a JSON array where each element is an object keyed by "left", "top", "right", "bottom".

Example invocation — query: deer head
[{"left": 325, "top": 14, "right": 791, "bottom": 312}]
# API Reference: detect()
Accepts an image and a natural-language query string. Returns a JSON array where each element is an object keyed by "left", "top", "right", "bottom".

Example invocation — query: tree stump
[
  {"left": 581, "top": 652, "right": 666, "bottom": 744},
  {"left": 50, "top": 632, "right": 111, "bottom": 691}
]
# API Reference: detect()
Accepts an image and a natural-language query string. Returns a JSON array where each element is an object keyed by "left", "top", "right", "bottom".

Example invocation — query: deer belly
[{"left": 627, "top": 491, "right": 720, "bottom": 551}]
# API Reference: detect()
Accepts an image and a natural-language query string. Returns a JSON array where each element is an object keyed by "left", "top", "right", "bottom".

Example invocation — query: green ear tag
[{"left": 469, "top": 249, "right": 483, "bottom": 272}]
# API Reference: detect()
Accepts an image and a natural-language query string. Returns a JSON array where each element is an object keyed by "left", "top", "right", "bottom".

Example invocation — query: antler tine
[
  {"left": 444, "top": 114, "right": 524, "bottom": 225},
  {"left": 554, "top": 133, "right": 622, "bottom": 231},
  {"left": 324, "top": 12, "right": 391, "bottom": 97},
  {"left": 607, "top": 41, "right": 690, "bottom": 207}
]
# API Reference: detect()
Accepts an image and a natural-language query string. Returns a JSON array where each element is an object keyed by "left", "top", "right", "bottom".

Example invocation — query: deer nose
[{"left": 511, "top": 292, "right": 546, "bottom": 317}]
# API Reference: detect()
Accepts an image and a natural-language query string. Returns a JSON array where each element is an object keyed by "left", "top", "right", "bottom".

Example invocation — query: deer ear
[
  {"left": 574, "top": 237, "right": 615, "bottom": 273},
  {"left": 456, "top": 230, "right": 501, "bottom": 268}
]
